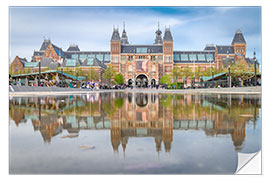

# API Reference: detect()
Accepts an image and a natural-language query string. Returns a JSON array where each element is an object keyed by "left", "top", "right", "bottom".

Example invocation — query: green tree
[
  {"left": 229, "top": 61, "right": 253, "bottom": 86},
  {"left": 114, "top": 73, "right": 124, "bottom": 85},
  {"left": 195, "top": 66, "right": 203, "bottom": 79},
  {"left": 90, "top": 69, "right": 99, "bottom": 81},
  {"left": 160, "top": 74, "right": 171, "bottom": 85},
  {"left": 172, "top": 67, "right": 182, "bottom": 83},
  {"left": 102, "top": 65, "right": 116, "bottom": 86},
  {"left": 9, "top": 65, "right": 13, "bottom": 75},
  {"left": 182, "top": 66, "right": 193, "bottom": 85}
]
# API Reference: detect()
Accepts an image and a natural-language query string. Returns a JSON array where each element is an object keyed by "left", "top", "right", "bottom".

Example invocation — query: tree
[
  {"left": 195, "top": 66, "right": 203, "bottom": 79},
  {"left": 160, "top": 74, "right": 171, "bottom": 85},
  {"left": 182, "top": 66, "right": 193, "bottom": 86},
  {"left": 114, "top": 73, "right": 124, "bottom": 85},
  {"left": 229, "top": 61, "right": 253, "bottom": 86},
  {"left": 102, "top": 65, "right": 116, "bottom": 86},
  {"left": 90, "top": 69, "right": 99, "bottom": 81},
  {"left": 172, "top": 67, "right": 182, "bottom": 83}
]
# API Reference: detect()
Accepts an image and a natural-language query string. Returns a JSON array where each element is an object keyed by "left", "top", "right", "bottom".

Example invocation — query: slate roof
[
  {"left": 216, "top": 45, "right": 234, "bottom": 54},
  {"left": 19, "top": 57, "right": 27, "bottom": 65},
  {"left": 121, "top": 45, "right": 163, "bottom": 53},
  {"left": 40, "top": 40, "right": 51, "bottom": 51},
  {"left": 33, "top": 51, "right": 44, "bottom": 56},
  {"left": 232, "top": 30, "right": 246, "bottom": 45},
  {"left": 204, "top": 44, "right": 216, "bottom": 51},
  {"left": 52, "top": 44, "right": 64, "bottom": 57},
  {"left": 67, "top": 45, "right": 80, "bottom": 52},
  {"left": 173, "top": 51, "right": 215, "bottom": 63},
  {"left": 111, "top": 28, "right": 120, "bottom": 41},
  {"left": 245, "top": 58, "right": 259, "bottom": 65},
  {"left": 163, "top": 28, "right": 173, "bottom": 41}
]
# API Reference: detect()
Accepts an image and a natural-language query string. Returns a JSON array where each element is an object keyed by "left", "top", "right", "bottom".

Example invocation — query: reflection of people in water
[{"left": 9, "top": 93, "right": 260, "bottom": 152}]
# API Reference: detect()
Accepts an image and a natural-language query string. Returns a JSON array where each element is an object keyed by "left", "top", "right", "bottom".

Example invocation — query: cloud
[{"left": 9, "top": 7, "right": 261, "bottom": 63}]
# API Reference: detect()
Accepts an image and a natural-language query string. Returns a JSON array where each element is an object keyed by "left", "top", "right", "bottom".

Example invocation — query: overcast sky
[{"left": 9, "top": 6, "right": 261, "bottom": 64}]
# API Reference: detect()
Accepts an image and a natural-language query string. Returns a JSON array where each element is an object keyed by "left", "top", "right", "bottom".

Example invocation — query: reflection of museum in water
[{"left": 9, "top": 92, "right": 260, "bottom": 153}]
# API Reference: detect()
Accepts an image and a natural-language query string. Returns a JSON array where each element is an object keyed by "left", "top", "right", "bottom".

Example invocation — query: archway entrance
[
  {"left": 128, "top": 79, "right": 133, "bottom": 86},
  {"left": 151, "top": 79, "right": 156, "bottom": 87},
  {"left": 136, "top": 74, "right": 148, "bottom": 88}
]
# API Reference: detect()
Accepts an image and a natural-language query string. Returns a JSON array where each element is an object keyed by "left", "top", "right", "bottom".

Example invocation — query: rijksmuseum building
[{"left": 11, "top": 23, "right": 256, "bottom": 86}]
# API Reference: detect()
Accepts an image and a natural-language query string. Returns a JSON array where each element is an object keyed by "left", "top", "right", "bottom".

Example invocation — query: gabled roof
[
  {"left": 163, "top": 28, "right": 173, "bottom": 41},
  {"left": 216, "top": 45, "right": 234, "bottom": 54},
  {"left": 232, "top": 30, "right": 246, "bottom": 45},
  {"left": 121, "top": 44, "right": 163, "bottom": 53}
]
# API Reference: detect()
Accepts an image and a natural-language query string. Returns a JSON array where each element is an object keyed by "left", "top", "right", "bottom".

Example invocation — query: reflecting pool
[{"left": 9, "top": 92, "right": 261, "bottom": 174}]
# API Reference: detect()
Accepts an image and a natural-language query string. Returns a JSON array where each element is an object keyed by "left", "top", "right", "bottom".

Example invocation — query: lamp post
[
  {"left": 38, "top": 61, "right": 41, "bottom": 86},
  {"left": 76, "top": 71, "right": 78, "bottom": 88},
  {"left": 61, "top": 68, "right": 63, "bottom": 87},
  {"left": 228, "top": 65, "right": 231, "bottom": 88},
  {"left": 254, "top": 51, "right": 257, "bottom": 86}
]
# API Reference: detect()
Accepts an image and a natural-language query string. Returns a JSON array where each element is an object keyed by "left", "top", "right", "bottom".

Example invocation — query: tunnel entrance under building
[
  {"left": 136, "top": 74, "right": 148, "bottom": 88},
  {"left": 128, "top": 79, "right": 133, "bottom": 86},
  {"left": 151, "top": 79, "right": 156, "bottom": 87}
]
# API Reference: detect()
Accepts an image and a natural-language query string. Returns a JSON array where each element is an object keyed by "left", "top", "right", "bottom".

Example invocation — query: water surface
[{"left": 9, "top": 92, "right": 261, "bottom": 174}]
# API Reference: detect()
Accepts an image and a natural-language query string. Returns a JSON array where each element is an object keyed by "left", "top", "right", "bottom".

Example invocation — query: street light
[
  {"left": 228, "top": 65, "right": 231, "bottom": 88},
  {"left": 38, "top": 61, "right": 41, "bottom": 86},
  {"left": 254, "top": 50, "right": 257, "bottom": 86},
  {"left": 61, "top": 68, "right": 63, "bottom": 87}
]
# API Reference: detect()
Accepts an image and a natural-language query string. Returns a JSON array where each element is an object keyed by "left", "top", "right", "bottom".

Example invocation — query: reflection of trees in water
[{"left": 9, "top": 93, "right": 261, "bottom": 151}]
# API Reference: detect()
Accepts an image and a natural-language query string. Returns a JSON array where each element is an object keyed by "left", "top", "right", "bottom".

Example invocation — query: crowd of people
[{"left": 9, "top": 77, "right": 163, "bottom": 90}]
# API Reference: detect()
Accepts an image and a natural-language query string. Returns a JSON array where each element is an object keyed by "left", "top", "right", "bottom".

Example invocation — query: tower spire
[{"left": 121, "top": 22, "right": 129, "bottom": 44}]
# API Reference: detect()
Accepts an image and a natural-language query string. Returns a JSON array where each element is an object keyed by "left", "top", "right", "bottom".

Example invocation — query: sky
[{"left": 9, "top": 6, "right": 261, "bottom": 64}]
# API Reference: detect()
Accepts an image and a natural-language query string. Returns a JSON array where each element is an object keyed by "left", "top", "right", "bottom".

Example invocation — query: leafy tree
[
  {"left": 90, "top": 69, "right": 99, "bottom": 81},
  {"left": 9, "top": 65, "right": 13, "bottom": 75},
  {"left": 195, "top": 66, "right": 203, "bottom": 79},
  {"left": 114, "top": 73, "right": 124, "bottom": 85},
  {"left": 172, "top": 67, "right": 182, "bottom": 83},
  {"left": 102, "top": 65, "right": 116, "bottom": 86},
  {"left": 160, "top": 74, "right": 171, "bottom": 85},
  {"left": 228, "top": 61, "right": 254, "bottom": 86}
]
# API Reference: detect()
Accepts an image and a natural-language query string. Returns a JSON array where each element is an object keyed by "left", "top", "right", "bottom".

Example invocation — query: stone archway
[
  {"left": 136, "top": 74, "right": 148, "bottom": 88},
  {"left": 127, "top": 79, "right": 133, "bottom": 86},
  {"left": 151, "top": 79, "right": 156, "bottom": 87}
]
